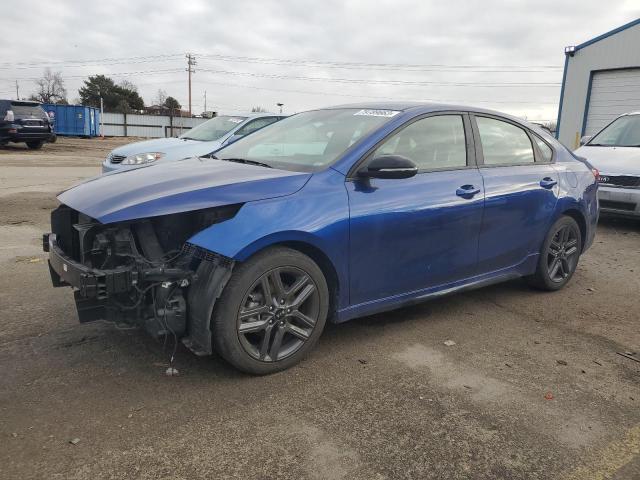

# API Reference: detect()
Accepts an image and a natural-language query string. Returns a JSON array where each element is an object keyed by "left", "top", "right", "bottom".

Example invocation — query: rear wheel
[
  {"left": 26, "top": 141, "right": 44, "bottom": 150},
  {"left": 527, "top": 216, "right": 582, "bottom": 291},
  {"left": 212, "top": 247, "right": 329, "bottom": 374}
]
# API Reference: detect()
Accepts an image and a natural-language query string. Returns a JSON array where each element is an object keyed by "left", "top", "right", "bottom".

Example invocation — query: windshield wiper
[{"left": 219, "top": 157, "right": 272, "bottom": 168}]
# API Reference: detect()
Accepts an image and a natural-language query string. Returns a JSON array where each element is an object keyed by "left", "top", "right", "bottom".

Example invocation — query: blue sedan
[{"left": 44, "top": 102, "right": 599, "bottom": 374}]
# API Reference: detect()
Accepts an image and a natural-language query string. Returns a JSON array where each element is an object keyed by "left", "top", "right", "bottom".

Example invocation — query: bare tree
[
  {"left": 251, "top": 106, "right": 267, "bottom": 112},
  {"left": 119, "top": 79, "right": 138, "bottom": 93},
  {"left": 155, "top": 89, "right": 168, "bottom": 106},
  {"left": 31, "top": 68, "right": 67, "bottom": 104}
]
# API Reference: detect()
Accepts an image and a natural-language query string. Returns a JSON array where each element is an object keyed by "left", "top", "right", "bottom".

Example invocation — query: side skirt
[{"left": 335, "top": 254, "right": 538, "bottom": 323}]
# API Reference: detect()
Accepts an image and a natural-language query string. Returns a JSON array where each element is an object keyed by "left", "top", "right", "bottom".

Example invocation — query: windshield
[
  {"left": 180, "top": 115, "right": 247, "bottom": 141},
  {"left": 588, "top": 115, "right": 640, "bottom": 147},
  {"left": 216, "top": 108, "right": 399, "bottom": 172}
]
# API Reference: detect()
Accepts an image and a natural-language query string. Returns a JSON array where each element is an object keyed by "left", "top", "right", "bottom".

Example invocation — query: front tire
[
  {"left": 527, "top": 216, "right": 582, "bottom": 291},
  {"left": 212, "top": 247, "right": 329, "bottom": 374},
  {"left": 26, "top": 141, "right": 44, "bottom": 150}
]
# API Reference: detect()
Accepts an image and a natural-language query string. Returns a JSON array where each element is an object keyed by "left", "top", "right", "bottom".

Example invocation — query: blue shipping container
[{"left": 42, "top": 104, "right": 100, "bottom": 137}]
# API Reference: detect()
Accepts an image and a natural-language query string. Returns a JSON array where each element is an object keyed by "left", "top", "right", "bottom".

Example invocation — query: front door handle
[
  {"left": 456, "top": 185, "right": 481, "bottom": 198},
  {"left": 540, "top": 177, "right": 557, "bottom": 189}
]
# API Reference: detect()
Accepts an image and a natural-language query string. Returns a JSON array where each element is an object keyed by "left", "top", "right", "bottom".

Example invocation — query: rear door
[
  {"left": 471, "top": 114, "right": 559, "bottom": 274},
  {"left": 347, "top": 113, "right": 485, "bottom": 306}
]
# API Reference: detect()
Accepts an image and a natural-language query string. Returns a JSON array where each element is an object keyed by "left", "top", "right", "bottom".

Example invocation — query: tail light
[
  {"left": 4, "top": 110, "right": 14, "bottom": 122},
  {"left": 592, "top": 168, "right": 600, "bottom": 181}
]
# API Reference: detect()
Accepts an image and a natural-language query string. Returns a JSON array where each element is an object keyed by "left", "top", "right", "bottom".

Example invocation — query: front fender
[{"left": 187, "top": 168, "right": 351, "bottom": 308}]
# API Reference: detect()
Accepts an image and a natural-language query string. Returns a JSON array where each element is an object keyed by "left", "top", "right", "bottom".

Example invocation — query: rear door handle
[
  {"left": 456, "top": 185, "right": 481, "bottom": 198},
  {"left": 540, "top": 177, "right": 557, "bottom": 189}
]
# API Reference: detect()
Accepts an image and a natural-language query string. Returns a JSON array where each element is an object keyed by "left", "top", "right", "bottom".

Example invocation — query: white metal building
[{"left": 556, "top": 18, "right": 640, "bottom": 149}]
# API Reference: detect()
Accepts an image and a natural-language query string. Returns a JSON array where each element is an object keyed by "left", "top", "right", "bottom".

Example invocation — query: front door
[{"left": 347, "top": 113, "right": 485, "bottom": 306}]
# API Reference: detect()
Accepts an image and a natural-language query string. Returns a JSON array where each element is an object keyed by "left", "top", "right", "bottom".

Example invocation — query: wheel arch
[
  {"left": 236, "top": 234, "right": 341, "bottom": 322},
  {"left": 560, "top": 208, "right": 587, "bottom": 252}
]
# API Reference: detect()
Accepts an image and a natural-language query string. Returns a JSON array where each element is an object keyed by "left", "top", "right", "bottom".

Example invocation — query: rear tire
[
  {"left": 527, "top": 216, "right": 582, "bottom": 291},
  {"left": 211, "top": 247, "right": 329, "bottom": 374},
  {"left": 26, "top": 141, "right": 44, "bottom": 150}
]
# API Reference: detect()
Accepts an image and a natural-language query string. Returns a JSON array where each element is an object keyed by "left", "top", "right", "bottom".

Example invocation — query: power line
[
  {"left": 195, "top": 67, "right": 561, "bottom": 87},
  {"left": 0, "top": 54, "right": 183, "bottom": 69},
  {"left": 195, "top": 52, "right": 563, "bottom": 72},
  {"left": 193, "top": 79, "right": 559, "bottom": 105}
]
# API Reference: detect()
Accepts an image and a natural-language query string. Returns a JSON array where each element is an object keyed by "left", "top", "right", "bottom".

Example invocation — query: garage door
[{"left": 584, "top": 68, "right": 640, "bottom": 136}]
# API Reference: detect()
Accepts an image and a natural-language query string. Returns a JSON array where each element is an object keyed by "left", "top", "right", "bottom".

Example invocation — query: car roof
[
  {"left": 326, "top": 101, "right": 512, "bottom": 115},
  {"left": 321, "top": 101, "right": 535, "bottom": 127}
]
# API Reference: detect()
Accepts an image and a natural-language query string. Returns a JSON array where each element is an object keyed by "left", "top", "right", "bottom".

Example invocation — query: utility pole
[
  {"left": 204, "top": 90, "right": 207, "bottom": 114},
  {"left": 186, "top": 53, "right": 196, "bottom": 117},
  {"left": 15, "top": 80, "right": 19, "bottom": 100},
  {"left": 277, "top": 103, "right": 284, "bottom": 114}
]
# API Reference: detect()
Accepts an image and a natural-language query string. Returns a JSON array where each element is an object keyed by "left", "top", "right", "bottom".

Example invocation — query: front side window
[
  {"left": 234, "top": 117, "right": 279, "bottom": 137},
  {"left": 180, "top": 115, "right": 247, "bottom": 141},
  {"left": 476, "top": 117, "right": 534, "bottom": 165},
  {"left": 588, "top": 115, "right": 640, "bottom": 147},
  {"left": 371, "top": 115, "right": 467, "bottom": 170},
  {"left": 216, "top": 108, "right": 398, "bottom": 172}
]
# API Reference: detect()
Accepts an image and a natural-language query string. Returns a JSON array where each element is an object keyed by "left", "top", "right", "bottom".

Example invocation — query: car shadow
[{"left": 597, "top": 215, "right": 640, "bottom": 233}]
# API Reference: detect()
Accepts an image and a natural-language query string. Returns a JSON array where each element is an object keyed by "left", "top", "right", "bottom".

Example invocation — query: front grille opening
[
  {"left": 599, "top": 175, "right": 640, "bottom": 188},
  {"left": 600, "top": 200, "right": 637, "bottom": 211}
]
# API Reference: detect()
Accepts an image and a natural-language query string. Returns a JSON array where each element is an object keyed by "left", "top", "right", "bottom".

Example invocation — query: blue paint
[
  {"left": 58, "top": 103, "right": 599, "bottom": 323},
  {"left": 581, "top": 71, "right": 595, "bottom": 136}
]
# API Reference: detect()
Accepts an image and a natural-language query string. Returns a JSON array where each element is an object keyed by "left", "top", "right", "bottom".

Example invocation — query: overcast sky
[{"left": 1, "top": 1, "right": 639, "bottom": 122}]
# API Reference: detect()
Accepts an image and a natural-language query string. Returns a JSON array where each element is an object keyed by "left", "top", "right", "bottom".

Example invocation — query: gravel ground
[{"left": 0, "top": 137, "right": 638, "bottom": 479}]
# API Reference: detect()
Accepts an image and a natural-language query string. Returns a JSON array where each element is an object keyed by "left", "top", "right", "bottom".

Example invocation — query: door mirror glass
[{"left": 358, "top": 155, "right": 418, "bottom": 179}]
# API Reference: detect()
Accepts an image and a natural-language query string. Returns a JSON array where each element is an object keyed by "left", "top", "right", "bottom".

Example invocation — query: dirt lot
[{"left": 1, "top": 137, "right": 639, "bottom": 479}]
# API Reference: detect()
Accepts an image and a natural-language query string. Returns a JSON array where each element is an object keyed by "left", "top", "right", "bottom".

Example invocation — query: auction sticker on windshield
[{"left": 354, "top": 109, "right": 400, "bottom": 117}]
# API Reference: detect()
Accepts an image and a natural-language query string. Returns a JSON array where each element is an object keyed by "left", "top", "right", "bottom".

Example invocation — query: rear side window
[
  {"left": 235, "top": 117, "right": 279, "bottom": 136},
  {"left": 476, "top": 117, "right": 534, "bottom": 165},
  {"left": 533, "top": 135, "right": 553, "bottom": 162},
  {"left": 373, "top": 115, "right": 467, "bottom": 170}
]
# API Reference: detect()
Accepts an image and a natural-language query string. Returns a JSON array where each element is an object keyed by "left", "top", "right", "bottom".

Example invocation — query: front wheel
[
  {"left": 527, "top": 216, "right": 582, "bottom": 291},
  {"left": 211, "top": 247, "right": 329, "bottom": 374},
  {"left": 26, "top": 141, "right": 44, "bottom": 150}
]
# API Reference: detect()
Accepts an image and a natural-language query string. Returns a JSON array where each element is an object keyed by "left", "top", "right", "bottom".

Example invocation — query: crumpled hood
[
  {"left": 575, "top": 145, "right": 640, "bottom": 175},
  {"left": 110, "top": 137, "right": 224, "bottom": 161},
  {"left": 59, "top": 157, "right": 311, "bottom": 224}
]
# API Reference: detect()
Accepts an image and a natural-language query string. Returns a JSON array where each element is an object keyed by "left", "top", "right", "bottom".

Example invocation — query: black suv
[{"left": 0, "top": 100, "right": 54, "bottom": 149}]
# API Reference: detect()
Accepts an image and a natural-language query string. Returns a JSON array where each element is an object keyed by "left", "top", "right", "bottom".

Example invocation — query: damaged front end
[{"left": 44, "top": 204, "right": 239, "bottom": 355}]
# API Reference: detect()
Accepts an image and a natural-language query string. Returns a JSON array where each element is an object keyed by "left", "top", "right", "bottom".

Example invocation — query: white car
[
  {"left": 576, "top": 111, "right": 640, "bottom": 218},
  {"left": 102, "top": 113, "right": 284, "bottom": 173}
]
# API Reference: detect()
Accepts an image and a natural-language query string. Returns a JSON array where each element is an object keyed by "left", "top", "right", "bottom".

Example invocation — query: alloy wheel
[
  {"left": 546, "top": 224, "right": 579, "bottom": 283},
  {"left": 236, "top": 266, "right": 320, "bottom": 362}
]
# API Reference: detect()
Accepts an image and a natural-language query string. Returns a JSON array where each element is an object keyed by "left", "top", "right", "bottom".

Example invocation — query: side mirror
[
  {"left": 580, "top": 135, "right": 592, "bottom": 146},
  {"left": 358, "top": 155, "right": 418, "bottom": 179}
]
